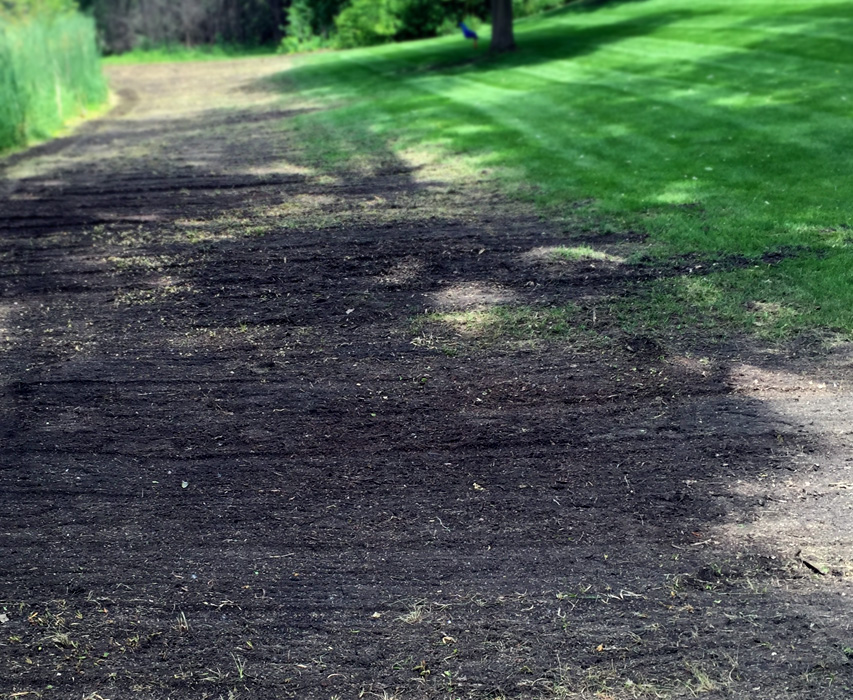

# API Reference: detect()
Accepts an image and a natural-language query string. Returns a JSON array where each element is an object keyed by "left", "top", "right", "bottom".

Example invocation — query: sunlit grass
[
  {"left": 273, "top": 0, "right": 853, "bottom": 341},
  {"left": 0, "top": 13, "right": 107, "bottom": 152},
  {"left": 421, "top": 304, "right": 585, "bottom": 341}
]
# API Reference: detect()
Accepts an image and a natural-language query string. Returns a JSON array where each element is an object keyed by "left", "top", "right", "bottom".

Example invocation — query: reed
[{"left": 0, "top": 12, "right": 107, "bottom": 152}]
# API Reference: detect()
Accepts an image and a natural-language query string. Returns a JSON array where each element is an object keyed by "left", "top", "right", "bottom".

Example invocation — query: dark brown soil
[{"left": 1, "top": 58, "right": 851, "bottom": 700}]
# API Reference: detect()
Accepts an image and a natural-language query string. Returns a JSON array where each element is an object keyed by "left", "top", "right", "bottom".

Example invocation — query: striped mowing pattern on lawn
[{"left": 280, "top": 0, "right": 853, "bottom": 338}]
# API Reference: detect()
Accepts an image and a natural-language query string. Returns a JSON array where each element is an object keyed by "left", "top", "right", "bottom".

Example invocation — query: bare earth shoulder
[{"left": 1, "top": 59, "right": 851, "bottom": 699}]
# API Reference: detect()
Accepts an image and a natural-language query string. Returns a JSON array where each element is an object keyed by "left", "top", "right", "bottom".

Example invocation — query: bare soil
[{"left": 1, "top": 58, "right": 852, "bottom": 700}]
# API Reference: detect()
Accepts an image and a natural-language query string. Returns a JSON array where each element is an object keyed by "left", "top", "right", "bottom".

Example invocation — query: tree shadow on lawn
[
  {"left": 255, "top": 7, "right": 699, "bottom": 90},
  {"left": 262, "top": 1, "right": 851, "bottom": 236},
  {"left": 0, "top": 61, "right": 851, "bottom": 698},
  {"left": 259, "top": 1, "right": 853, "bottom": 341}
]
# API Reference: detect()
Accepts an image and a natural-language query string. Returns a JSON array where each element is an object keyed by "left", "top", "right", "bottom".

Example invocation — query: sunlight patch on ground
[
  {"left": 97, "top": 212, "right": 163, "bottom": 224},
  {"left": 714, "top": 363, "right": 853, "bottom": 574},
  {"left": 105, "top": 58, "right": 292, "bottom": 121},
  {"left": 729, "top": 363, "right": 839, "bottom": 396},
  {"left": 654, "top": 179, "right": 702, "bottom": 205},
  {"left": 242, "top": 161, "right": 316, "bottom": 177},
  {"left": 526, "top": 245, "right": 625, "bottom": 264},
  {"left": 398, "top": 146, "right": 486, "bottom": 185},
  {"left": 269, "top": 193, "right": 337, "bottom": 215},
  {"left": 429, "top": 282, "right": 517, "bottom": 311},
  {"left": 420, "top": 308, "right": 505, "bottom": 339}
]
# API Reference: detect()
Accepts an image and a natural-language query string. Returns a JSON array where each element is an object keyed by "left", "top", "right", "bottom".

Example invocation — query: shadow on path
[{"left": 0, "top": 58, "right": 851, "bottom": 699}]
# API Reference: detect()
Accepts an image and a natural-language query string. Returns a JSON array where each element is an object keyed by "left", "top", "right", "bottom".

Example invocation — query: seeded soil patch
[{"left": 1, "top": 58, "right": 852, "bottom": 699}]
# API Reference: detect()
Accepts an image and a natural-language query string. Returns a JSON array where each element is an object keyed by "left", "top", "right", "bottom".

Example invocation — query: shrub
[
  {"left": 334, "top": 0, "right": 400, "bottom": 49},
  {"left": 335, "top": 0, "right": 488, "bottom": 48}
]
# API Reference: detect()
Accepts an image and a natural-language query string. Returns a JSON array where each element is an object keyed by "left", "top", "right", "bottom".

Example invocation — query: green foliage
[
  {"left": 287, "top": 0, "right": 316, "bottom": 43},
  {"left": 300, "top": 0, "right": 348, "bottom": 37},
  {"left": 334, "top": 0, "right": 399, "bottom": 49},
  {"left": 0, "top": 10, "right": 106, "bottom": 152},
  {"left": 334, "top": 0, "right": 487, "bottom": 49},
  {"left": 279, "top": 0, "right": 853, "bottom": 339},
  {"left": 392, "top": 0, "right": 453, "bottom": 41},
  {"left": 280, "top": 0, "right": 336, "bottom": 53}
]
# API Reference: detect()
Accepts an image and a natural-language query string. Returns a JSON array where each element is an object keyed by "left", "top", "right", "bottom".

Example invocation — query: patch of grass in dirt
[
  {"left": 515, "top": 652, "right": 735, "bottom": 699},
  {"left": 267, "top": 0, "right": 853, "bottom": 343},
  {"left": 414, "top": 303, "right": 600, "bottom": 350}
]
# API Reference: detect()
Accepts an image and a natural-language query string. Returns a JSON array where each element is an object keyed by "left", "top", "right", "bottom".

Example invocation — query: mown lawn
[{"left": 274, "top": 0, "right": 853, "bottom": 342}]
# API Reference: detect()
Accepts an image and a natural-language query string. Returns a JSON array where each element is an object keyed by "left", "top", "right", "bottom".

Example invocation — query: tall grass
[{"left": 0, "top": 12, "right": 107, "bottom": 152}]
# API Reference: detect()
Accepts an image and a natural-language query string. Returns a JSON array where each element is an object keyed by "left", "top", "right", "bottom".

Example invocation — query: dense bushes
[
  {"left": 282, "top": 0, "right": 579, "bottom": 52},
  {"left": 333, "top": 0, "right": 399, "bottom": 48},
  {"left": 0, "top": 8, "right": 107, "bottom": 151},
  {"left": 334, "top": 0, "right": 477, "bottom": 48},
  {"left": 280, "top": 0, "right": 347, "bottom": 52}
]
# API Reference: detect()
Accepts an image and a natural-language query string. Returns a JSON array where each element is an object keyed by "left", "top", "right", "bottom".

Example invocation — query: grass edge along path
[
  {"left": 101, "top": 43, "right": 278, "bottom": 66},
  {"left": 272, "top": 0, "right": 853, "bottom": 345}
]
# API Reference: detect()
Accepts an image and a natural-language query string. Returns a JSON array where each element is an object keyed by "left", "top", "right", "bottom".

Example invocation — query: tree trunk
[
  {"left": 490, "top": 0, "right": 515, "bottom": 52},
  {"left": 267, "top": 0, "right": 284, "bottom": 42}
]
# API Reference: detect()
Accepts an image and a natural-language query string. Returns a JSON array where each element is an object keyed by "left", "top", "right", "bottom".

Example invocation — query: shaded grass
[
  {"left": 268, "top": 0, "right": 853, "bottom": 342},
  {"left": 622, "top": 252, "right": 853, "bottom": 341}
]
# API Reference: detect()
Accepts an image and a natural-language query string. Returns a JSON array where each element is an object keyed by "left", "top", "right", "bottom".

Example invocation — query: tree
[
  {"left": 490, "top": 0, "right": 515, "bottom": 52},
  {"left": 78, "top": 0, "right": 288, "bottom": 54}
]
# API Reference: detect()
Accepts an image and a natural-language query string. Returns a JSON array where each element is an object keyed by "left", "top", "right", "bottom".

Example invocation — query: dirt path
[{"left": 1, "top": 58, "right": 851, "bottom": 700}]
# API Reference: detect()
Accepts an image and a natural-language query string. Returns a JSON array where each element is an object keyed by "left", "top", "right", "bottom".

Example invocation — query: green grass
[
  {"left": 102, "top": 43, "right": 278, "bottom": 65},
  {"left": 271, "top": 0, "right": 853, "bottom": 342},
  {"left": 421, "top": 303, "right": 586, "bottom": 340},
  {"left": 0, "top": 13, "right": 107, "bottom": 152},
  {"left": 552, "top": 245, "right": 623, "bottom": 262}
]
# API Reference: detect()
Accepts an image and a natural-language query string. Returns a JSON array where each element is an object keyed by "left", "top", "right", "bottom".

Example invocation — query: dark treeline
[
  {"left": 78, "top": 0, "right": 596, "bottom": 55},
  {"left": 81, "top": 0, "right": 493, "bottom": 53},
  {"left": 78, "top": 0, "right": 286, "bottom": 52}
]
